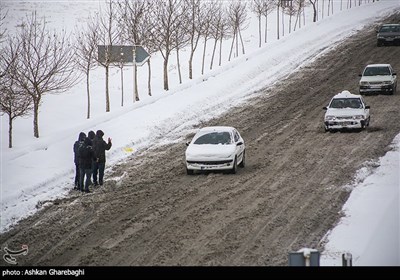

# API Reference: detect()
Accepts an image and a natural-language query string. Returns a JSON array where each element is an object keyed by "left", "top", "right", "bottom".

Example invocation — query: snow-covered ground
[{"left": 1, "top": 0, "right": 399, "bottom": 266}]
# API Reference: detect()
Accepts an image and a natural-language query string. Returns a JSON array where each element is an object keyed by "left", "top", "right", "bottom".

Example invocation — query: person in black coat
[
  {"left": 92, "top": 130, "right": 112, "bottom": 186},
  {"left": 79, "top": 137, "right": 96, "bottom": 193},
  {"left": 73, "top": 132, "right": 86, "bottom": 190}
]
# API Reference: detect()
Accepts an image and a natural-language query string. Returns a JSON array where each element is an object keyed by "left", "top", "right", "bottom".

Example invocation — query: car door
[
  {"left": 233, "top": 130, "right": 245, "bottom": 163},
  {"left": 361, "top": 97, "right": 370, "bottom": 118}
]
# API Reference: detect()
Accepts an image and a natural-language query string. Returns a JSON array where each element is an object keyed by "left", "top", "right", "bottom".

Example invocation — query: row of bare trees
[{"left": 0, "top": 0, "right": 377, "bottom": 148}]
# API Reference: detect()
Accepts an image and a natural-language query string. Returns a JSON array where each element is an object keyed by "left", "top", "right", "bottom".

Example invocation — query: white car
[
  {"left": 359, "top": 64, "right": 397, "bottom": 95},
  {"left": 323, "top": 90, "right": 370, "bottom": 132},
  {"left": 185, "top": 126, "right": 245, "bottom": 174}
]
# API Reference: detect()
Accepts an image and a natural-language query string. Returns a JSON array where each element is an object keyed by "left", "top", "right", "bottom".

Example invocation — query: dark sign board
[{"left": 98, "top": 45, "right": 150, "bottom": 65}]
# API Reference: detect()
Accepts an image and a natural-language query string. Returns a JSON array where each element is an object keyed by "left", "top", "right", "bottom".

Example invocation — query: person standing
[
  {"left": 92, "top": 130, "right": 112, "bottom": 186},
  {"left": 87, "top": 130, "right": 95, "bottom": 145},
  {"left": 73, "top": 132, "right": 86, "bottom": 190},
  {"left": 79, "top": 137, "right": 96, "bottom": 193}
]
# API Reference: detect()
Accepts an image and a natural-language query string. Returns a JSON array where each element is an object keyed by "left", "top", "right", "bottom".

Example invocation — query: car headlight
[
  {"left": 353, "top": 115, "right": 364, "bottom": 120},
  {"left": 325, "top": 116, "right": 336, "bottom": 121},
  {"left": 382, "top": 81, "right": 394, "bottom": 85},
  {"left": 359, "top": 81, "right": 369, "bottom": 86}
]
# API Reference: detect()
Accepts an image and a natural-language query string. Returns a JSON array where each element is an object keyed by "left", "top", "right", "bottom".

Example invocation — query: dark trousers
[
  {"left": 79, "top": 168, "right": 92, "bottom": 191},
  {"left": 75, "top": 163, "right": 80, "bottom": 188},
  {"left": 93, "top": 162, "right": 105, "bottom": 185}
]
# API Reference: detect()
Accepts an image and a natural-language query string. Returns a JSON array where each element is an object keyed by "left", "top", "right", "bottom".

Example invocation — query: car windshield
[
  {"left": 379, "top": 26, "right": 400, "bottom": 33},
  {"left": 363, "top": 66, "right": 391, "bottom": 76},
  {"left": 194, "top": 132, "right": 232, "bottom": 145},
  {"left": 330, "top": 98, "right": 363, "bottom": 109}
]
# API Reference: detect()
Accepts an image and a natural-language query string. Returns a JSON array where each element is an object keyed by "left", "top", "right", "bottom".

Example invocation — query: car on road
[
  {"left": 323, "top": 90, "right": 370, "bottom": 132},
  {"left": 185, "top": 126, "right": 245, "bottom": 174},
  {"left": 376, "top": 23, "right": 400, "bottom": 46},
  {"left": 359, "top": 64, "right": 397, "bottom": 95}
]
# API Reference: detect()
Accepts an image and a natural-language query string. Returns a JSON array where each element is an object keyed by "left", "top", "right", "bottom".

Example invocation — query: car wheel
[
  {"left": 377, "top": 41, "right": 382, "bottom": 47},
  {"left": 186, "top": 168, "right": 194, "bottom": 175},
  {"left": 230, "top": 157, "right": 237, "bottom": 174},
  {"left": 239, "top": 150, "right": 245, "bottom": 168},
  {"left": 324, "top": 126, "right": 329, "bottom": 132}
]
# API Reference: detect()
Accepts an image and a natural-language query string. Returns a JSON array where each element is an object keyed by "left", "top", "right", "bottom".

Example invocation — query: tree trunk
[
  {"left": 201, "top": 38, "right": 208, "bottom": 75},
  {"left": 8, "top": 115, "right": 13, "bottom": 148},
  {"left": 33, "top": 100, "right": 39, "bottom": 138},
  {"left": 210, "top": 38, "right": 218, "bottom": 70},
  {"left": 258, "top": 15, "right": 261, "bottom": 48},
  {"left": 239, "top": 29, "right": 245, "bottom": 55},
  {"left": 163, "top": 55, "right": 169, "bottom": 91},
  {"left": 147, "top": 59, "right": 152, "bottom": 96},
  {"left": 235, "top": 30, "right": 239, "bottom": 57},
  {"left": 264, "top": 14, "right": 268, "bottom": 43},
  {"left": 105, "top": 65, "right": 110, "bottom": 112},
  {"left": 219, "top": 36, "right": 223, "bottom": 66},
  {"left": 188, "top": 52, "right": 194, "bottom": 80},
  {"left": 177, "top": 47, "right": 182, "bottom": 84},
  {"left": 134, "top": 64, "right": 139, "bottom": 101},
  {"left": 86, "top": 71, "right": 91, "bottom": 119},
  {"left": 228, "top": 29, "right": 236, "bottom": 61},
  {"left": 277, "top": 5, "right": 280, "bottom": 40},
  {"left": 120, "top": 67, "right": 124, "bottom": 106}
]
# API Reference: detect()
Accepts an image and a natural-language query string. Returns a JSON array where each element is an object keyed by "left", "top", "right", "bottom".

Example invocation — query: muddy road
[{"left": 1, "top": 14, "right": 400, "bottom": 266}]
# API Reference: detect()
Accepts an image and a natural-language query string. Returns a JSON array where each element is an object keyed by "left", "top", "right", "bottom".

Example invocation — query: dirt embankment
[{"left": 1, "top": 13, "right": 400, "bottom": 266}]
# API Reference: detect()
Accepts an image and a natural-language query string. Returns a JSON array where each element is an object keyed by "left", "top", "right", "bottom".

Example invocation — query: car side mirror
[
  {"left": 358, "top": 74, "right": 362, "bottom": 77},
  {"left": 186, "top": 141, "right": 190, "bottom": 146},
  {"left": 393, "top": 72, "right": 397, "bottom": 76},
  {"left": 236, "top": 141, "right": 243, "bottom": 146},
  {"left": 365, "top": 105, "right": 370, "bottom": 109},
  {"left": 323, "top": 107, "right": 327, "bottom": 110}
]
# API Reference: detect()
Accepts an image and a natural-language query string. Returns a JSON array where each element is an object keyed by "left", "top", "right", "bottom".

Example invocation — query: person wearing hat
[
  {"left": 92, "top": 130, "right": 112, "bottom": 186},
  {"left": 73, "top": 132, "right": 86, "bottom": 190},
  {"left": 78, "top": 137, "right": 96, "bottom": 193}
]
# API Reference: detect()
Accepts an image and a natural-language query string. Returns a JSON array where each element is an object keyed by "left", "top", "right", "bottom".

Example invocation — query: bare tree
[
  {"left": 309, "top": 0, "right": 317, "bottom": 22},
  {"left": 293, "top": 0, "right": 306, "bottom": 31},
  {"left": 209, "top": 2, "right": 227, "bottom": 70},
  {"left": 118, "top": 0, "right": 153, "bottom": 101},
  {"left": 184, "top": 0, "right": 204, "bottom": 80},
  {"left": 10, "top": 12, "right": 77, "bottom": 138},
  {"left": 95, "top": 1, "right": 121, "bottom": 112},
  {"left": 228, "top": 1, "right": 249, "bottom": 61},
  {"left": 262, "top": 0, "right": 275, "bottom": 43},
  {"left": 276, "top": 0, "right": 280, "bottom": 40},
  {"left": 251, "top": 0, "right": 264, "bottom": 48},
  {"left": 74, "top": 16, "right": 99, "bottom": 119},
  {"left": 150, "top": 0, "right": 183, "bottom": 91},
  {"left": 0, "top": 36, "right": 33, "bottom": 148},
  {"left": 218, "top": 8, "right": 229, "bottom": 67},
  {"left": 201, "top": 0, "right": 218, "bottom": 75},
  {"left": 175, "top": 13, "right": 189, "bottom": 84},
  {"left": 284, "top": 0, "right": 297, "bottom": 33}
]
